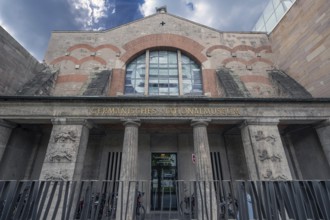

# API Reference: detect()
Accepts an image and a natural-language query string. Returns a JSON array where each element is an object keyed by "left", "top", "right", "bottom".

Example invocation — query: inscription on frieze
[{"left": 89, "top": 106, "right": 241, "bottom": 117}]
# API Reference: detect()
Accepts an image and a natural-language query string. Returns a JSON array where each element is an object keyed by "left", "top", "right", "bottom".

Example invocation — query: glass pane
[
  {"left": 193, "top": 84, "right": 203, "bottom": 90},
  {"left": 169, "top": 87, "right": 179, "bottom": 95},
  {"left": 168, "top": 52, "right": 177, "bottom": 63},
  {"left": 159, "top": 69, "right": 168, "bottom": 76},
  {"left": 149, "top": 68, "right": 158, "bottom": 76},
  {"left": 169, "top": 69, "right": 178, "bottom": 77},
  {"left": 159, "top": 51, "right": 168, "bottom": 63},
  {"left": 181, "top": 56, "right": 190, "bottom": 64},
  {"left": 263, "top": 2, "right": 274, "bottom": 20},
  {"left": 272, "top": 0, "right": 281, "bottom": 8},
  {"left": 183, "top": 83, "right": 192, "bottom": 94},
  {"left": 136, "top": 54, "right": 146, "bottom": 63},
  {"left": 265, "top": 13, "right": 277, "bottom": 32},
  {"left": 275, "top": 4, "right": 285, "bottom": 19},
  {"left": 150, "top": 51, "right": 158, "bottom": 63},
  {"left": 192, "top": 70, "right": 201, "bottom": 79}
]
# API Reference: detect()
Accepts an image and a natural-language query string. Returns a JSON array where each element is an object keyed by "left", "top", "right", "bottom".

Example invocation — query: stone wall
[
  {"left": 0, "top": 26, "right": 43, "bottom": 95},
  {"left": 0, "top": 125, "right": 50, "bottom": 180},
  {"left": 270, "top": 0, "right": 330, "bottom": 97}
]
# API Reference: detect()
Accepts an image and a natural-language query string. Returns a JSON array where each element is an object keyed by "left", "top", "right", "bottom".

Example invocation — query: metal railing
[{"left": 0, "top": 180, "right": 330, "bottom": 220}]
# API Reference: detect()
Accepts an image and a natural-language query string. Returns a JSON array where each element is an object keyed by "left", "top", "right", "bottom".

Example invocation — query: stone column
[
  {"left": 191, "top": 120, "right": 217, "bottom": 220},
  {"left": 0, "top": 120, "right": 16, "bottom": 164},
  {"left": 315, "top": 120, "right": 330, "bottom": 166},
  {"left": 40, "top": 118, "right": 92, "bottom": 181},
  {"left": 116, "top": 120, "right": 140, "bottom": 220},
  {"left": 240, "top": 119, "right": 292, "bottom": 180}
]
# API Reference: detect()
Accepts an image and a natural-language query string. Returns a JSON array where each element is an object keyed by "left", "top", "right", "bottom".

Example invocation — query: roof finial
[{"left": 156, "top": 6, "right": 167, "bottom": 13}]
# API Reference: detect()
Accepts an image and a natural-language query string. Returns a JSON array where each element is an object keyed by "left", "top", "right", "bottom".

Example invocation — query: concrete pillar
[
  {"left": 0, "top": 120, "right": 15, "bottom": 164},
  {"left": 40, "top": 118, "right": 92, "bottom": 181},
  {"left": 116, "top": 120, "right": 140, "bottom": 220},
  {"left": 240, "top": 119, "right": 292, "bottom": 180},
  {"left": 315, "top": 120, "right": 330, "bottom": 167},
  {"left": 191, "top": 120, "right": 217, "bottom": 220}
]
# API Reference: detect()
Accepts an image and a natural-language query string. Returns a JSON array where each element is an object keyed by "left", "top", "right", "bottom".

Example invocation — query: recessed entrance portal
[{"left": 151, "top": 153, "right": 177, "bottom": 211}]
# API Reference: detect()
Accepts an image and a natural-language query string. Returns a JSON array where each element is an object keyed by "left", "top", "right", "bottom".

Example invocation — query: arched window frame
[{"left": 124, "top": 49, "right": 203, "bottom": 96}]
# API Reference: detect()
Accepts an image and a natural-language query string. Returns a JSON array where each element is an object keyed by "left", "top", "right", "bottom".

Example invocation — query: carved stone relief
[
  {"left": 45, "top": 130, "right": 77, "bottom": 162},
  {"left": 258, "top": 150, "right": 281, "bottom": 162},
  {"left": 44, "top": 170, "right": 70, "bottom": 181},
  {"left": 254, "top": 130, "right": 276, "bottom": 145},
  {"left": 262, "top": 169, "right": 287, "bottom": 181},
  {"left": 54, "top": 130, "right": 77, "bottom": 143}
]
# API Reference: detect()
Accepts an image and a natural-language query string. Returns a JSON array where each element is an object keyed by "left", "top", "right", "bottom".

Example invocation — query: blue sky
[{"left": 0, "top": 0, "right": 268, "bottom": 61}]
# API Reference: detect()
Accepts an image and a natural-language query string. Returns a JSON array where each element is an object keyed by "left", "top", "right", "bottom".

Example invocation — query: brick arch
[
  {"left": 67, "top": 43, "right": 121, "bottom": 53},
  {"left": 222, "top": 57, "right": 273, "bottom": 66},
  {"left": 50, "top": 55, "right": 106, "bottom": 65},
  {"left": 120, "top": 34, "right": 207, "bottom": 64},
  {"left": 206, "top": 45, "right": 272, "bottom": 55}
]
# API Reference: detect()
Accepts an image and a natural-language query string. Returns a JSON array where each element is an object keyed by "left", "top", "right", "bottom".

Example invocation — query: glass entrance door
[{"left": 151, "top": 153, "right": 177, "bottom": 211}]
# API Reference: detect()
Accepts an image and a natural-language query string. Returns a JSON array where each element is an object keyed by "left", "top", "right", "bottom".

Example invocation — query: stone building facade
[{"left": 0, "top": 2, "right": 330, "bottom": 217}]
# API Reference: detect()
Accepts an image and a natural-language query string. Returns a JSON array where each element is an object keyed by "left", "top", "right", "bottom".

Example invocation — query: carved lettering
[{"left": 89, "top": 107, "right": 241, "bottom": 117}]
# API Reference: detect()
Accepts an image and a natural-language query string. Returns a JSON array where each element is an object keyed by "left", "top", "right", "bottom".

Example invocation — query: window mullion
[
  {"left": 144, "top": 50, "right": 150, "bottom": 96},
  {"left": 177, "top": 50, "right": 183, "bottom": 96}
]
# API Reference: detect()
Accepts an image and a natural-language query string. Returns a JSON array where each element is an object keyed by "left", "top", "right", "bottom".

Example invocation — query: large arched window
[{"left": 125, "top": 50, "right": 202, "bottom": 96}]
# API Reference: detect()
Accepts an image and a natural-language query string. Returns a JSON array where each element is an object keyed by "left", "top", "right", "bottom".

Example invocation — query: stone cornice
[{"left": 51, "top": 118, "right": 93, "bottom": 129}]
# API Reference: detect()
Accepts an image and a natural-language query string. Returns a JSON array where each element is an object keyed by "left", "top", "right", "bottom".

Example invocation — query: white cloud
[
  {"left": 138, "top": 0, "right": 268, "bottom": 31},
  {"left": 68, "top": 0, "right": 111, "bottom": 30}
]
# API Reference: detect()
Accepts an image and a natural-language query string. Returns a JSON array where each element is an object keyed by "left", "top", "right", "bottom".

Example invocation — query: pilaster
[
  {"left": 0, "top": 120, "right": 16, "bottom": 164},
  {"left": 240, "top": 119, "right": 292, "bottom": 180},
  {"left": 39, "top": 118, "right": 92, "bottom": 181},
  {"left": 315, "top": 119, "right": 330, "bottom": 167}
]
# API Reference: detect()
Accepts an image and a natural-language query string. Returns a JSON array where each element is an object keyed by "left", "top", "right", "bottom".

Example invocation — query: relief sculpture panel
[
  {"left": 248, "top": 126, "right": 292, "bottom": 180},
  {"left": 44, "top": 170, "right": 70, "bottom": 181},
  {"left": 45, "top": 130, "right": 77, "bottom": 162}
]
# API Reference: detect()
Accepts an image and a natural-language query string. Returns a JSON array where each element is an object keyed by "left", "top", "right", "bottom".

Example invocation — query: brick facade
[{"left": 43, "top": 12, "right": 306, "bottom": 98}]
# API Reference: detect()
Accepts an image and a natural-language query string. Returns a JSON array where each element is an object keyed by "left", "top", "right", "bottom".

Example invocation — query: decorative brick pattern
[
  {"left": 206, "top": 45, "right": 272, "bottom": 55},
  {"left": 50, "top": 56, "right": 107, "bottom": 66},
  {"left": 67, "top": 44, "right": 121, "bottom": 53},
  {"left": 222, "top": 57, "right": 273, "bottom": 67},
  {"left": 56, "top": 74, "right": 88, "bottom": 84}
]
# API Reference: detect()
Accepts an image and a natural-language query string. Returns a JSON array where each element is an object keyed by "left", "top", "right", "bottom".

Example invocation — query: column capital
[
  {"left": 0, "top": 120, "right": 16, "bottom": 129},
  {"left": 240, "top": 118, "right": 280, "bottom": 128},
  {"left": 314, "top": 119, "right": 330, "bottom": 129},
  {"left": 51, "top": 118, "right": 93, "bottom": 129},
  {"left": 122, "top": 119, "right": 140, "bottom": 127},
  {"left": 191, "top": 119, "right": 210, "bottom": 128}
]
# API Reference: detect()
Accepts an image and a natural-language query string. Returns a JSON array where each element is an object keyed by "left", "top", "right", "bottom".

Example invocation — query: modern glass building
[{"left": 252, "top": 0, "right": 296, "bottom": 33}]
